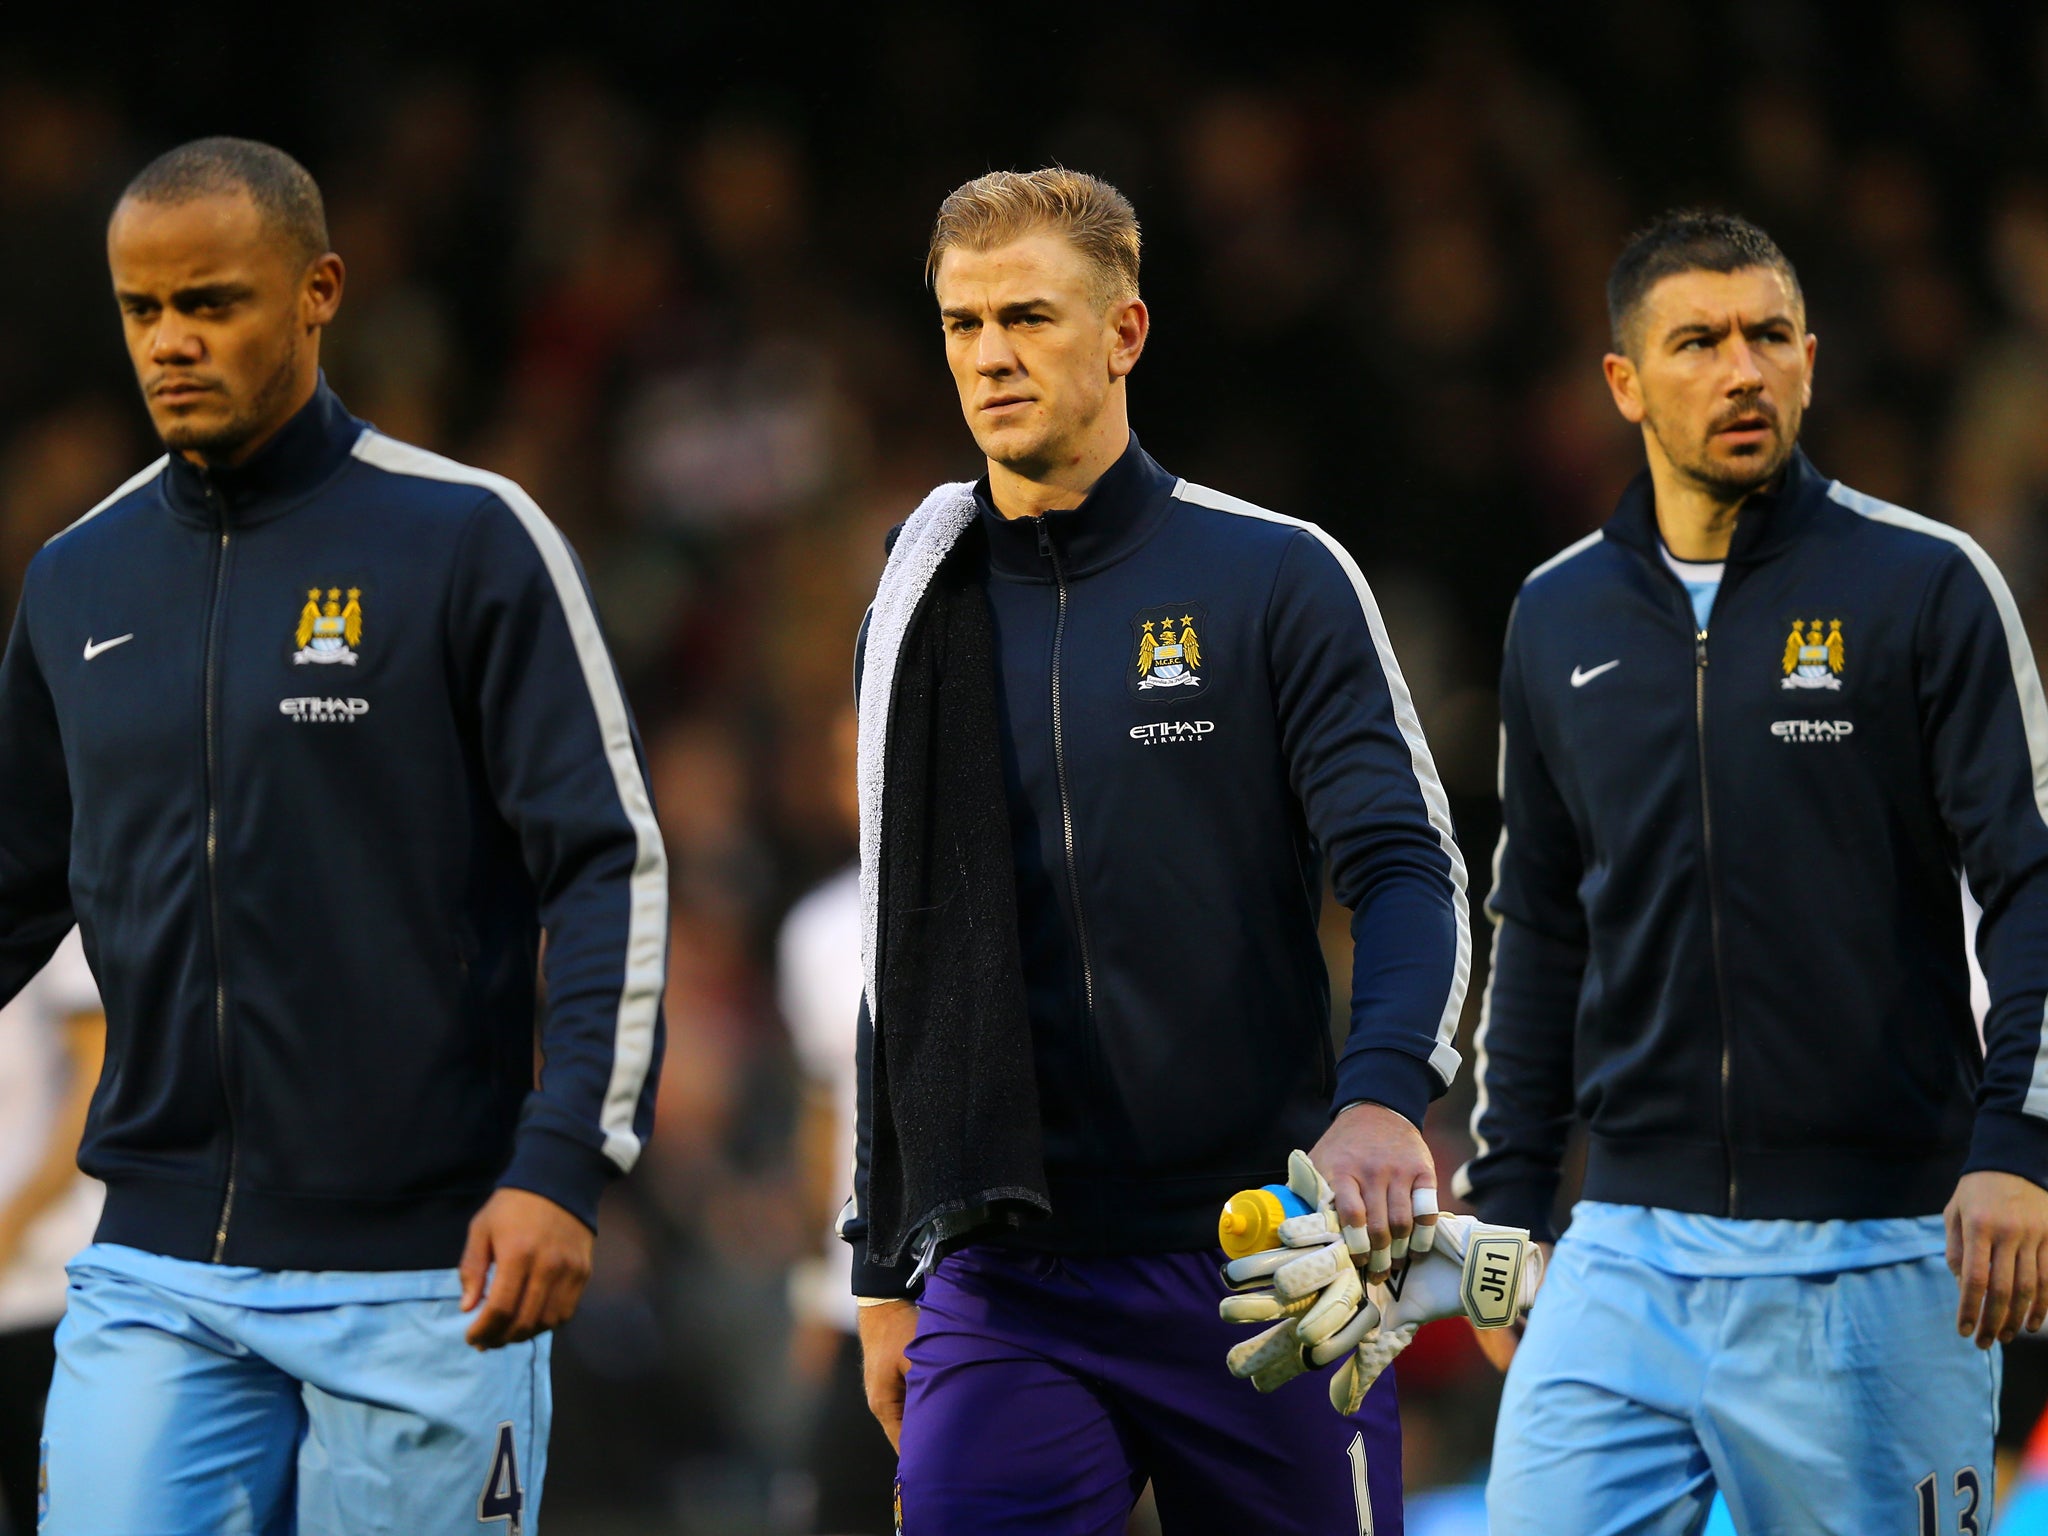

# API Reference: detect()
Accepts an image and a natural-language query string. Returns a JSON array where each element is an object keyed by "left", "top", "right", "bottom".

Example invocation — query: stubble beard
[
  {"left": 156, "top": 333, "right": 304, "bottom": 463},
  {"left": 1647, "top": 394, "right": 1803, "bottom": 503}
]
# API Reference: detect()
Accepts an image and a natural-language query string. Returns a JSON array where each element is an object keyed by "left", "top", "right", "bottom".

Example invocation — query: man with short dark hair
[
  {"left": 1463, "top": 208, "right": 2048, "bottom": 1533},
  {"left": 845, "top": 167, "right": 1470, "bottom": 1533},
  {"left": 1, "top": 136, "right": 665, "bottom": 1534},
  {"left": 123, "top": 135, "right": 330, "bottom": 266}
]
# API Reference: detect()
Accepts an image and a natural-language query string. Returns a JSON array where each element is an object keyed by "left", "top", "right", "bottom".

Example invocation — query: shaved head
[{"left": 117, "top": 136, "right": 328, "bottom": 267}]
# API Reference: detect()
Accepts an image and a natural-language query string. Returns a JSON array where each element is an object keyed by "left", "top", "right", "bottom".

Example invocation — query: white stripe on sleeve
[
  {"left": 1828, "top": 480, "right": 2048, "bottom": 1121},
  {"left": 351, "top": 430, "right": 668, "bottom": 1170},
  {"left": 1454, "top": 722, "right": 1513, "bottom": 1197},
  {"left": 1172, "top": 479, "right": 1471, "bottom": 1084}
]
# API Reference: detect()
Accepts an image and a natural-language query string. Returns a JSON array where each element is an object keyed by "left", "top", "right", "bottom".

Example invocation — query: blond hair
[{"left": 926, "top": 168, "right": 1141, "bottom": 304}]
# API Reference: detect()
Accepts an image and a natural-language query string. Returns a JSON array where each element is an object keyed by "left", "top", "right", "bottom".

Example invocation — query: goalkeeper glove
[
  {"left": 1317, "top": 1211, "right": 1543, "bottom": 1415},
  {"left": 1218, "top": 1150, "right": 1382, "bottom": 1393},
  {"left": 1217, "top": 1150, "right": 1541, "bottom": 1414}
]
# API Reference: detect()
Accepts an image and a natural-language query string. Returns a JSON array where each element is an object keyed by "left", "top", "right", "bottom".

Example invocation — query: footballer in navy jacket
[
  {"left": 1468, "top": 210, "right": 2048, "bottom": 1535},
  {"left": 848, "top": 169, "right": 1467, "bottom": 1536},
  {"left": 6, "top": 139, "right": 664, "bottom": 1534}
]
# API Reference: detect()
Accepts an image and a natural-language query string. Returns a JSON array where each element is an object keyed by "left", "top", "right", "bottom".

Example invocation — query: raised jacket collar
[
  {"left": 161, "top": 376, "right": 364, "bottom": 528},
  {"left": 1601, "top": 445, "right": 1828, "bottom": 572},
  {"left": 976, "top": 433, "right": 1178, "bottom": 581}
]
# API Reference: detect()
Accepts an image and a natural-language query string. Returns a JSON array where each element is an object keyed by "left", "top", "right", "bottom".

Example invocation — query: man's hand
[
  {"left": 1946, "top": 1170, "right": 2048, "bottom": 1348},
  {"left": 1221, "top": 1150, "right": 1371, "bottom": 1394},
  {"left": 1473, "top": 1243, "right": 1552, "bottom": 1373},
  {"left": 857, "top": 1298, "right": 918, "bottom": 1450},
  {"left": 1309, "top": 1102, "right": 1438, "bottom": 1278},
  {"left": 460, "top": 1187, "right": 595, "bottom": 1350}
]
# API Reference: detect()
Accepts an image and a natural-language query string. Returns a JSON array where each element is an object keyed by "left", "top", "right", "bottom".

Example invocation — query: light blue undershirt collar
[{"left": 1661, "top": 543, "right": 1724, "bottom": 630}]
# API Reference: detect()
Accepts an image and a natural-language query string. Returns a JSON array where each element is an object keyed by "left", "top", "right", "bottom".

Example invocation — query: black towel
[{"left": 863, "top": 518, "right": 1050, "bottom": 1269}]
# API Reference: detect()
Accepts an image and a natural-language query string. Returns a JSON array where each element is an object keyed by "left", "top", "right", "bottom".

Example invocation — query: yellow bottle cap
[{"left": 1218, "top": 1187, "right": 1288, "bottom": 1260}]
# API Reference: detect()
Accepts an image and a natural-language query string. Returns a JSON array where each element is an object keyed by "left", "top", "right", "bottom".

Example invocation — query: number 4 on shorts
[{"left": 479, "top": 1421, "right": 525, "bottom": 1535}]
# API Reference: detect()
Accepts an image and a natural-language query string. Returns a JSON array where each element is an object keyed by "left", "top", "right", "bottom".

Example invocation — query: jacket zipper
[
  {"left": 1038, "top": 521, "right": 1097, "bottom": 1016},
  {"left": 1693, "top": 625, "right": 1738, "bottom": 1216},
  {"left": 202, "top": 499, "right": 239, "bottom": 1262}
]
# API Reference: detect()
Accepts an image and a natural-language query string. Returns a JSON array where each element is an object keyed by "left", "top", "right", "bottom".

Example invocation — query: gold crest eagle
[
  {"left": 295, "top": 586, "right": 364, "bottom": 656},
  {"left": 1138, "top": 620, "right": 1157, "bottom": 677},
  {"left": 1177, "top": 615, "right": 1201, "bottom": 671},
  {"left": 1781, "top": 616, "right": 1845, "bottom": 686}
]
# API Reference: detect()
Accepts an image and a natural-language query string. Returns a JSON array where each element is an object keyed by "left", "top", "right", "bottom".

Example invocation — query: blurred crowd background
[{"left": 5, "top": 4, "right": 2048, "bottom": 1532}]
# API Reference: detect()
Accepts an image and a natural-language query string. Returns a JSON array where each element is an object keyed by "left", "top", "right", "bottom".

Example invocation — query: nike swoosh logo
[
  {"left": 1570, "top": 660, "right": 1620, "bottom": 688},
  {"left": 83, "top": 634, "right": 134, "bottom": 661}
]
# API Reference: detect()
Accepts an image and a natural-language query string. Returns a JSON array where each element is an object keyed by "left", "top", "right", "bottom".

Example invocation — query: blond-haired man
[{"left": 841, "top": 168, "right": 1469, "bottom": 1533}]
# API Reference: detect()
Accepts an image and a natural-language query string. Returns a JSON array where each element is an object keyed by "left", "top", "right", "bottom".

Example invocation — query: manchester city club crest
[
  {"left": 293, "top": 586, "right": 363, "bottom": 666},
  {"left": 1129, "top": 603, "right": 1210, "bottom": 699},
  {"left": 1780, "top": 616, "right": 1844, "bottom": 690}
]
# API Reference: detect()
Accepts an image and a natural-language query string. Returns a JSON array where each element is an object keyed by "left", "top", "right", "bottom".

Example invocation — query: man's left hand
[
  {"left": 1946, "top": 1170, "right": 2048, "bottom": 1348},
  {"left": 460, "top": 1187, "right": 595, "bottom": 1350},
  {"left": 1309, "top": 1102, "right": 1438, "bottom": 1279}
]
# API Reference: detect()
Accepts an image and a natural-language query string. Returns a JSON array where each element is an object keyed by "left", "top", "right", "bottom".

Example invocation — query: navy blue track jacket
[
  {"left": 845, "top": 438, "right": 1469, "bottom": 1295},
  {"left": 0, "top": 381, "right": 667, "bottom": 1271},
  {"left": 1457, "top": 450, "right": 2048, "bottom": 1241}
]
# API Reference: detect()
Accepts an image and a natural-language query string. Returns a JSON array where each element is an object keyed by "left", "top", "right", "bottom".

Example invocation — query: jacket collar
[
  {"left": 161, "top": 376, "right": 364, "bottom": 527},
  {"left": 976, "top": 432, "right": 1178, "bottom": 581},
  {"left": 1602, "top": 445, "right": 1828, "bottom": 568}
]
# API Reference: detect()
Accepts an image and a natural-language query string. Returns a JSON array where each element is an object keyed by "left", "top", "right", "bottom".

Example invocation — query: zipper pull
[
  {"left": 907, "top": 1225, "right": 943, "bottom": 1286},
  {"left": 1696, "top": 629, "right": 1709, "bottom": 668},
  {"left": 1036, "top": 520, "right": 1052, "bottom": 558}
]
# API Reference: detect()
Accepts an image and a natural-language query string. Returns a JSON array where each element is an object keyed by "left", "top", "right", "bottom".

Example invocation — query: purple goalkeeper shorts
[{"left": 898, "top": 1244, "right": 1402, "bottom": 1534}]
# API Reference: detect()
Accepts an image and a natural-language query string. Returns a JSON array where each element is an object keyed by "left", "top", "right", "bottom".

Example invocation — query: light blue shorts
[
  {"left": 39, "top": 1243, "right": 551, "bottom": 1536},
  {"left": 1487, "top": 1225, "right": 1998, "bottom": 1536}
]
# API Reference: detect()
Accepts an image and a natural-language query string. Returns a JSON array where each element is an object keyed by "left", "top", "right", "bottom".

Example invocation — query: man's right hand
[
  {"left": 1474, "top": 1242, "right": 1552, "bottom": 1372},
  {"left": 857, "top": 1297, "right": 918, "bottom": 1450}
]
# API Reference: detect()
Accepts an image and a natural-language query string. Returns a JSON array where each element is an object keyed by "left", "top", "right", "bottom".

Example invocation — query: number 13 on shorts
[{"left": 1917, "top": 1467, "right": 1982, "bottom": 1536}]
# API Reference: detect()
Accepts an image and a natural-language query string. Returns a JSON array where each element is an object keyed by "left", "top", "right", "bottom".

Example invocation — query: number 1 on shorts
[{"left": 1347, "top": 1430, "right": 1374, "bottom": 1536}]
